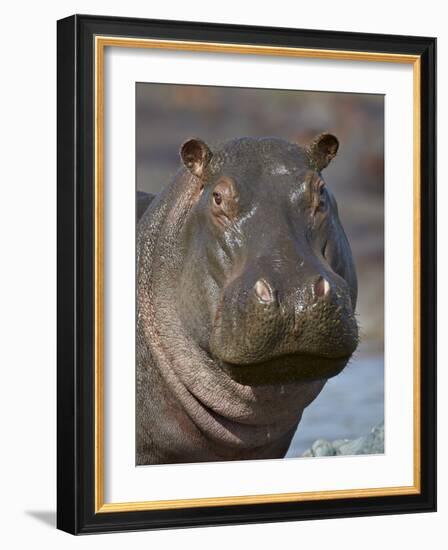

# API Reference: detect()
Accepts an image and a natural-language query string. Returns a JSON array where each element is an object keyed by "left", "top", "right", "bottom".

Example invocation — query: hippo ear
[
  {"left": 180, "top": 138, "right": 213, "bottom": 178},
  {"left": 306, "top": 133, "right": 339, "bottom": 171}
]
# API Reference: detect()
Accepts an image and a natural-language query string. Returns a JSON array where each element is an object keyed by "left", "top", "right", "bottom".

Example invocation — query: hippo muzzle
[{"left": 209, "top": 238, "right": 358, "bottom": 385}]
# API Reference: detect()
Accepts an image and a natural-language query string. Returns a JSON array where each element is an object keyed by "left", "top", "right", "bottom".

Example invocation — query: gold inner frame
[{"left": 94, "top": 36, "right": 421, "bottom": 513}]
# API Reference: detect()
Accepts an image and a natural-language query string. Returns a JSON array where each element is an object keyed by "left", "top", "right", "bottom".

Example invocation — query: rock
[
  {"left": 301, "top": 422, "right": 384, "bottom": 457},
  {"left": 311, "top": 439, "right": 336, "bottom": 457},
  {"left": 332, "top": 439, "right": 350, "bottom": 452}
]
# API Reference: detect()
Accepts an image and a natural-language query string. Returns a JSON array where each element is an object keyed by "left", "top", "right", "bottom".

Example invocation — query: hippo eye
[
  {"left": 213, "top": 192, "right": 222, "bottom": 206},
  {"left": 318, "top": 185, "right": 327, "bottom": 209}
]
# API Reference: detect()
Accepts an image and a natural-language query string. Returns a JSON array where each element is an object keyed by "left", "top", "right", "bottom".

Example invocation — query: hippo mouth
[{"left": 219, "top": 352, "right": 351, "bottom": 386}]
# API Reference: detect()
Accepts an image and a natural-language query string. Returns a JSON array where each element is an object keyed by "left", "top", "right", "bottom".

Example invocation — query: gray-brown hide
[{"left": 136, "top": 134, "right": 358, "bottom": 465}]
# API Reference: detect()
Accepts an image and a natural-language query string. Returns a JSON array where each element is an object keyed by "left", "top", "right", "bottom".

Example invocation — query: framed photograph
[{"left": 57, "top": 14, "right": 436, "bottom": 534}]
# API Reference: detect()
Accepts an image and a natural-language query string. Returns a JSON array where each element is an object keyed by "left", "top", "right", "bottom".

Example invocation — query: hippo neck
[{"left": 137, "top": 171, "right": 325, "bottom": 455}]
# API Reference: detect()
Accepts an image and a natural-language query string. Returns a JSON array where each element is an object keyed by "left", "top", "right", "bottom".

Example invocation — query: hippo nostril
[
  {"left": 314, "top": 276, "right": 331, "bottom": 299},
  {"left": 254, "top": 279, "right": 274, "bottom": 303}
]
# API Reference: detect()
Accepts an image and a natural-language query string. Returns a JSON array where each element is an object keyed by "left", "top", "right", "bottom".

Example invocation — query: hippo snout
[{"left": 210, "top": 265, "right": 358, "bottom": 380}]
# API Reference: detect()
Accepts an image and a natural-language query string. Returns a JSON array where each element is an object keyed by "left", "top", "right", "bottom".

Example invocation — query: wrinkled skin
[{"left": 136, "top": 134, "right": 358, "bottom": 465}]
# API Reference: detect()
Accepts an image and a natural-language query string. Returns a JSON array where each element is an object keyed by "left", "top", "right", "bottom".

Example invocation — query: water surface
[{"left": 286, "top": 354, "right": 384, "bottom": 457}]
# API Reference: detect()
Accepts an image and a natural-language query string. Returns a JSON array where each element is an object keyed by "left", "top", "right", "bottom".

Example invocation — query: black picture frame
[{"left": 57, "top": 14, "right": 436, "bottom": 534}]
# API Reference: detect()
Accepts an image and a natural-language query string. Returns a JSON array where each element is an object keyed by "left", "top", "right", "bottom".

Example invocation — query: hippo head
[{"left": 177, "top": 134, "right": 358, "bottom": 386}]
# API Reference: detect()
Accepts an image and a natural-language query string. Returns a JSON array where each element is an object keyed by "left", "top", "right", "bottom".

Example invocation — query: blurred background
[{"left": 136, "top": 83, "right": 384, "bottom": 456}]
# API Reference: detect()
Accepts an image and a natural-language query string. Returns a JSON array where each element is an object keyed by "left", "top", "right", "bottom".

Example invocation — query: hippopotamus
[{"left": 136, "top": 133, "right": 358, "bottom": 465}]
